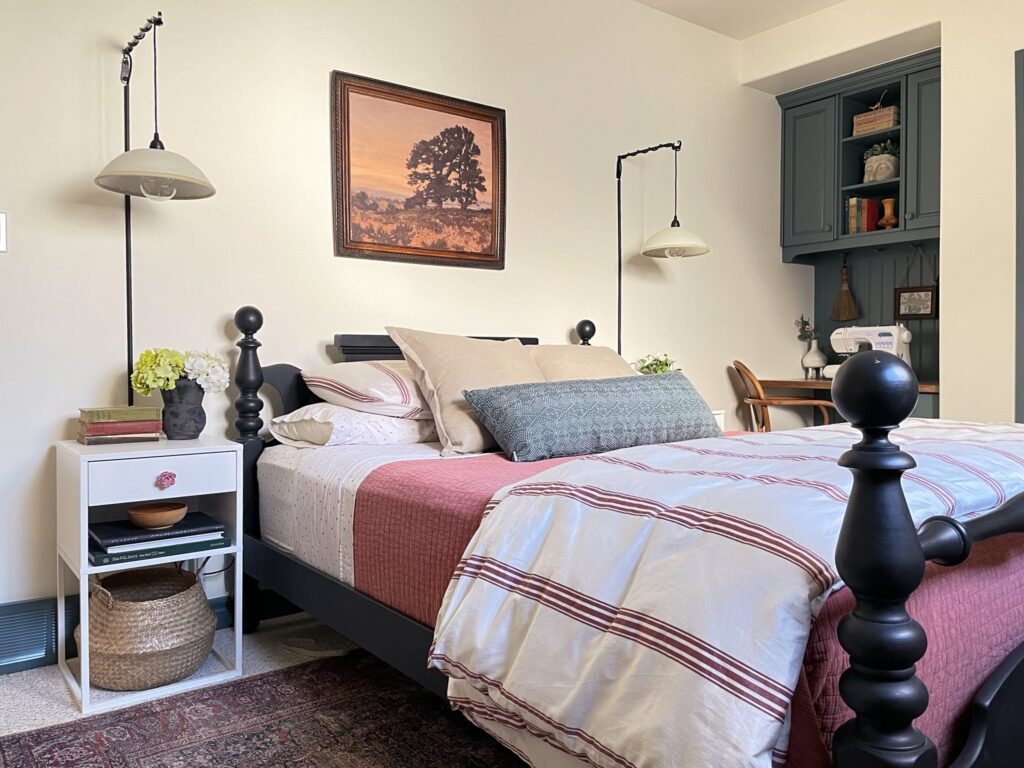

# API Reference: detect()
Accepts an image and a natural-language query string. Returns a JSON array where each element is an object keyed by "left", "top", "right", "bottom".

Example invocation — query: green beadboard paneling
[{"left": 813, "top": 241, "right": 939, "bottom": 383}]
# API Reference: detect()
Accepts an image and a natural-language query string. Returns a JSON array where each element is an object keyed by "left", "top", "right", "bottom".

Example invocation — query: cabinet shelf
[
  {"left": 842, "top": 126, "right": 901, "bottom": 145},
  {"left": 841, "top": 178, "right": 901, "bottom": 193}
]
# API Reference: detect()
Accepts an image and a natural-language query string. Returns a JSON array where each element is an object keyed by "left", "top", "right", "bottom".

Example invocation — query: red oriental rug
[{"left": 0, "top": 652, "right": 522, "bottom": 767}]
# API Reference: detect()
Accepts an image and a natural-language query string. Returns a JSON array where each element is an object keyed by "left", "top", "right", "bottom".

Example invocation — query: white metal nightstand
[{"left": 55, "top": 437, "right": 243, "bottom": 713}]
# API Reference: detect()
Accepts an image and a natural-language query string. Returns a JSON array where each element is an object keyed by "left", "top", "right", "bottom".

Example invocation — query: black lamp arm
[
  {"left": 122, "top": 12, "right": 163, "bottom": 56},
  {"left": 616, "top": 140, "right": 682, "bottom": 179}
]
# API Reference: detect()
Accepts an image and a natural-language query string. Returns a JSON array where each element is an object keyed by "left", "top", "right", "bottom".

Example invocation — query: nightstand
[
  {"left": 712, "top": 409, "right": 725, "bottom": 431},
  {"left": 55, "top": 437, "right": 243, "bottom": 713}
]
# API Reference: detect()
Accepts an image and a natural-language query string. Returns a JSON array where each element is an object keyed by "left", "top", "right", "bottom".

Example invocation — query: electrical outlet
[{"left": 0, "top": 213, "right": 6, "bottom": 252}]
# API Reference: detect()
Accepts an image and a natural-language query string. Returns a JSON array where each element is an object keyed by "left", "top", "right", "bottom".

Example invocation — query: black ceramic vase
[{"left": 161, "top": 378, "right": 206, "bottom": 440}]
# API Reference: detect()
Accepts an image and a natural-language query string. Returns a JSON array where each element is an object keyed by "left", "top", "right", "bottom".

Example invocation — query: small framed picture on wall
[{"left": 894, "top": 285, "right": 938, "bottom": 320}]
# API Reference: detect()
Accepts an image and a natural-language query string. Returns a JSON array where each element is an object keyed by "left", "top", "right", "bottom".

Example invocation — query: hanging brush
[{"left": 831, "top": 254, "right": 859, "bottom": 321}]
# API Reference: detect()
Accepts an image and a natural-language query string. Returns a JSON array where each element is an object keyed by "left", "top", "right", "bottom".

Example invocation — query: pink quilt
[{"left": 349, "top": 436, "right": 1024, "bottom": 766}]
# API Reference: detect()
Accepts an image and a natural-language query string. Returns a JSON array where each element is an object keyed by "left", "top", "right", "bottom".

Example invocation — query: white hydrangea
[{"left": 184, "top": 351, "right": 230, "bottom": 394}]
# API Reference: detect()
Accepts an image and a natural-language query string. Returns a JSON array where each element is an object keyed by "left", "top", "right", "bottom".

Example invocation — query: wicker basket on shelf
[{"left": 74, "top": 565, "right": 216, "bottom": 691}]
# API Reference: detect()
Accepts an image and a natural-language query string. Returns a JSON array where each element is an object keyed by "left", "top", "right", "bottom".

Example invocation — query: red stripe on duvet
[
  {"left": 453, "top": 556, "right": 792, "bottom": 721},
  {"left": 914, "top": 451, "right": 1006, "bottom": 505},
  {"left": 503, "top": 481, "right": 836, "bottom": 592},
  {"left": 432, "top": 654, "right": 637, "bottom": 768},
  {"left": 586, "top": 454, "right": 849, "bottom": 502}
]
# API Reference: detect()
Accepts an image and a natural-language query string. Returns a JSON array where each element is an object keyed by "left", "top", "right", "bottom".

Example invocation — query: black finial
[
  {"left": 234, "top": 305, "right": 264, "bottom": 336},
  {"left": 575, "top": 319, "right": 596, "bottom": 346},
  {"left": 233, "top": 306, "right": 265, "bottom": 443},
  {"left": 830, "top": 350, "right": 934, "bottom": 767},
  {"left": 832, "top": 350, "right": 918, "bottom": 430}
]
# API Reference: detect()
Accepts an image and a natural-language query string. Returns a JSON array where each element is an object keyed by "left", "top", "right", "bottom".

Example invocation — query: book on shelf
[
  {"left": 845, "top": 197, "right": 881, "bottom": 234},
  {"left": 88, "top": 536, "right": 232, "bottom": 566},
  {"left": 79, "top": 406, "right": 162, "bottom": 424},
  {"left": 89, "top": 511, "right": 226, "bottom": 553}
]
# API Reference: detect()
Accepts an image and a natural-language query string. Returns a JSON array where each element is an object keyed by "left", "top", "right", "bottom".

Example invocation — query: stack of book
[
  {"left": 88, "top": 511, "right": 230, "bottom": 566},
  {"left": 78, "top": 406, "right": 163, "bottom": 445},
  {"left": 846, "top": 197, "right": 880, "bottom": 234}
]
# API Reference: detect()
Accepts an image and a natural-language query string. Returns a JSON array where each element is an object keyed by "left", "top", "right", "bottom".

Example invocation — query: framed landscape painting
[{"left": 331, "top": 72, "right": 506, "bottom": 269}]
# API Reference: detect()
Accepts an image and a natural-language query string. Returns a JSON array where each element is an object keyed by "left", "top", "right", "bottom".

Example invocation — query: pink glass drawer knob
[{"left": 155, "top": 471, "right": 177, "bottom": 490}]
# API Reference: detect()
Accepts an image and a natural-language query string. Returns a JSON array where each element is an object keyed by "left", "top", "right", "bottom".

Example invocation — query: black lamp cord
[
  {"left": 614, "top": 140, "right": 683, "bottom": 355},
  {"left": 149, "top": 18, "right": 163, "bottom": 149}
]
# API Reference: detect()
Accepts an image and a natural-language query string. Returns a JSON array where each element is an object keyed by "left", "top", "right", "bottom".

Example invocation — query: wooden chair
[{"left": 732, "top": 360, "right": 834, "bottom": 432}]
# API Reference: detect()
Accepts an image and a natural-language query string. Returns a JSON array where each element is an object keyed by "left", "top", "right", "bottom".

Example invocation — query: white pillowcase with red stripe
[{"left": 301, "top": 360, "right": 431, "bottom": 419}]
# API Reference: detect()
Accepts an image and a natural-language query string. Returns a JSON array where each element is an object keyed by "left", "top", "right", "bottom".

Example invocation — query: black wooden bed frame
[{"left": 231, "top": 305, "right": 1024, "bottom": 768}]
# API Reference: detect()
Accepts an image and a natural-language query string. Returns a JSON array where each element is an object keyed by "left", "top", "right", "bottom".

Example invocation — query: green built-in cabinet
[{"left": 778, "top": 50, "right": 940, "bottom": 262}]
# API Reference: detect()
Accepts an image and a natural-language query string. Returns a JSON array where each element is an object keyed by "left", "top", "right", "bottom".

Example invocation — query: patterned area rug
[{"left": 0, "top": 652, "right": 523, "bottom": 767}]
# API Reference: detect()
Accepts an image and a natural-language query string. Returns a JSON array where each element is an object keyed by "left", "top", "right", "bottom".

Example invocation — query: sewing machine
[{"left": 823, "top": 324, "right": 913, "bottom": 379}]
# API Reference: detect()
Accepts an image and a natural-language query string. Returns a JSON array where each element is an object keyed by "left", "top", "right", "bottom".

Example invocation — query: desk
[{"left": 759, "top": 378, "right": 940, "bottom": 395}]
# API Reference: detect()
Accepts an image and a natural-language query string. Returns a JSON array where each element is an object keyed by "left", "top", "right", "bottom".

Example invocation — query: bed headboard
[{"left": 334, "top": 333, "right": 539, "bottom": 363}]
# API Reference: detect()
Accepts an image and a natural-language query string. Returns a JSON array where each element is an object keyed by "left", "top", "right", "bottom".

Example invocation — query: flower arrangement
[
  {"left": 863, "top": 139, "right": 900, "bottom": 161},
  {"left": 131, "top": 348, "right": 229, "bottom": 396},
  {"left": 633, "top": 353, "right": 677, "bottom": 375},
  {"left": 794, "top": 315, "right": 818, "bottom": 342},
  {"left": 184, "top": 351, "right": 230, "bottom": 394}
]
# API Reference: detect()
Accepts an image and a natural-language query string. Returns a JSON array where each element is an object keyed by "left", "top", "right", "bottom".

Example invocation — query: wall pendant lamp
[
  {"left": 615, "top": 140, "right": 709, "bottom": 354},
  {"left": 94, "top": 11, "right": 215, "bottom": 404}
]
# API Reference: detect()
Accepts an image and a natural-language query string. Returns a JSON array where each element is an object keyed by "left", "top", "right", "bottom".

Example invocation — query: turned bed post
[
  {"left": 830, "top": 352, "right": 937, "bottom": 768},
  {"left": 233, "top": 305, "right": 265, "bottom": 633}
]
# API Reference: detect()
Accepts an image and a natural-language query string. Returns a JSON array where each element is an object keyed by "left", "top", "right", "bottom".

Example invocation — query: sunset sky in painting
[{"left": 348, "top": 91, "right": 493, "bottom": 206}]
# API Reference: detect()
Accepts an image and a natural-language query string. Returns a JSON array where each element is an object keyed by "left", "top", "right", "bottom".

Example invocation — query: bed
[{"left": 232, "top": 305, "right": 1024, "bottom": 768}]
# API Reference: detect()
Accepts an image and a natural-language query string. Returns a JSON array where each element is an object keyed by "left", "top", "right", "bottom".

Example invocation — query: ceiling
[{"left": 634, "top": 0, "right": 849, "bottom": 40}]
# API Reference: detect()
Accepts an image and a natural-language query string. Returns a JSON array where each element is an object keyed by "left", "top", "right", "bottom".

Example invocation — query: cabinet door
[
  {"left": 905, "top": 67, "right": 941, "bottom": 230},
  {"left": 782, "top": 97, "right": 837, "bottom": 247}
]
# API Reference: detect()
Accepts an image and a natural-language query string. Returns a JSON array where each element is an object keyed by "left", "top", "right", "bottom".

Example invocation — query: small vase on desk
[{"left": 802, "top": 338, "right": 827, "bottom": 380}]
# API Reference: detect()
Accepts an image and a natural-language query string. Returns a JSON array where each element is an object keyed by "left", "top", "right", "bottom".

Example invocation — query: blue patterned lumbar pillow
[{"left": 463, "top": 372, "right": 722, "bottom": 462}]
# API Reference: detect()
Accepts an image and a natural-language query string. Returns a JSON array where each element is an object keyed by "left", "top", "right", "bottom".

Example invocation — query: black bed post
[
  {"left": 233, "top": 305, "right": 265, "bottom": 633},
  {"left": 830, "top": 351, "right": 936, "bottom": 768}
]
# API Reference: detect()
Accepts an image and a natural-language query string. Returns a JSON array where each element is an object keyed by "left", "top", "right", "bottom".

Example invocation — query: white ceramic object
[{"left": 864, "top": 154, "right": 899, "bottom": 183}]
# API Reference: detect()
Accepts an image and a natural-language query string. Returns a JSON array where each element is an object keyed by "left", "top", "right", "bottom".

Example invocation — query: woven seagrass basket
[{"left": 74, "top": 566, "right": 216, "bottom": 691}]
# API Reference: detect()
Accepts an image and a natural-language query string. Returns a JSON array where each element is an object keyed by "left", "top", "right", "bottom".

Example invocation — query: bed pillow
[
  {"left": 528, "top": 344, "right": 637, "bottom": 381},
  {"left": 269, "top": 403, "right": 438, "bottom": 448},
  {"left": 463, "top": 372, "right": 721, "bottom": 462},
  {"left": 386, "top": 326, "right": 545, "bottom": 456},
  {"left": 301, "top": 360, "right": 431, "bottom": 419}
]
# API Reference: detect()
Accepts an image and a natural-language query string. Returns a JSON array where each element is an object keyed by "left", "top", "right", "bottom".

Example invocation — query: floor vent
[{"left": 0, "top": 598, "right": 79, "bottom": 676}]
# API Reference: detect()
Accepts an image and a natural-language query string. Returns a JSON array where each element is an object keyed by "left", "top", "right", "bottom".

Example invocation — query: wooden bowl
[{"left": 128, "top": 502, "right": 187, "bottom": 530}]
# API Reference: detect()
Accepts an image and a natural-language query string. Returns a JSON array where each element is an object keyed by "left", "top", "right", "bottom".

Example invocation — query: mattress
[
  {"left": 258, "top": 432, "right": 1024, "bottom": 766},
  {"left": 258, "top": 443, "right": 571, "bottom": 625}
]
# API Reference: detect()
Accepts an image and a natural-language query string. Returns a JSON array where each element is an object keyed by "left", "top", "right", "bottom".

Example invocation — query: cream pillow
[
  {"left": 269, "top": 403, "right": 438, "bottom": 448},
  {"left": 528, "top": 345, "right": 637, "bottom": 381},
  {"left": 302, "top": 360, "right": 430, "bottom": 419},
  {"left": 386, "top": 327, "right": 545, "bottom": 456}
]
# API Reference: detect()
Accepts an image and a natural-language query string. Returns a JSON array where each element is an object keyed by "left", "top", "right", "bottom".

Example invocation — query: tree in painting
[{"left": 405, "top": 125, "right": 487, "bottom": 210}]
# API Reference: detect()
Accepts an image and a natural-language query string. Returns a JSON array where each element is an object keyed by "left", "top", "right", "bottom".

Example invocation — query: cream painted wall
[
  {"left": 0, "top": 0, "right": 811, "bottom": 603},
  {"left": 741, "top": 0, "right": 1024, "bottom": 422}
]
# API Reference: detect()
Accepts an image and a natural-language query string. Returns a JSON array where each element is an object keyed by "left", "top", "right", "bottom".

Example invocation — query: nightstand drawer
[{"left": 88, "top": 451, "right": 237, "bottom": 506}]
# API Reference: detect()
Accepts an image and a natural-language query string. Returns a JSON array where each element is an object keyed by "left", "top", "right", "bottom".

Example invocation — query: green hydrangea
[
  {"left": 131, "top": 348, "right": 185, "bottom": 396},
  {"left": 633, "top": 353, "right": 677, "bottom": 375}
]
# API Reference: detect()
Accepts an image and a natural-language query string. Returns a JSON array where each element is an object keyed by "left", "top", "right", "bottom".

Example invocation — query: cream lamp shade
[
  {"left": 95, "top": 148, "right": 215, "bottom": 201},
  {"left": 641, "top": 220, "right": 710, "bottom": 259}
]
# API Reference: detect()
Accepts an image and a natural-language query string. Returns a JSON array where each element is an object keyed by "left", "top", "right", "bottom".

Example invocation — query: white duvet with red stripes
[{"left": 429, "top": 419, "right": 1024, "bottom": 768}]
